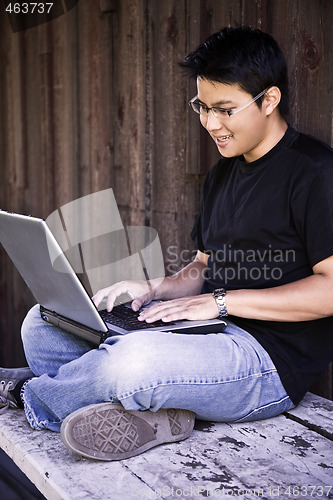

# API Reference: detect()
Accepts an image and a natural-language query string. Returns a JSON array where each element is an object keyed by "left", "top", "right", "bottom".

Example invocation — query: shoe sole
[{"left": 60, "top": 403, "right": 195, "bottom": 461}]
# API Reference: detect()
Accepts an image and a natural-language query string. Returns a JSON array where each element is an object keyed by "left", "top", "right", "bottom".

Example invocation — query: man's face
[{"left": 197, "top": 79, "right": 272, "bottom": 162}]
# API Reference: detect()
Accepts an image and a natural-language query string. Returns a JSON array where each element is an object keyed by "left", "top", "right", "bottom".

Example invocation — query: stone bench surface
[{"left": 0, "top": 392, "right": 332, "bottom": 500}]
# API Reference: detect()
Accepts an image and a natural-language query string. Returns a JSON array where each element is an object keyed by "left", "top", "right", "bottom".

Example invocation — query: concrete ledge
[{"left": 0, "top": 393, "right": 332, "bottom": 500}]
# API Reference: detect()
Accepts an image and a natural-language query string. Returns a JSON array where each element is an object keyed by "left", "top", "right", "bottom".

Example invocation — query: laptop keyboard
[{"left": 100, "top": 304, "right": 174, "bottom": 331}]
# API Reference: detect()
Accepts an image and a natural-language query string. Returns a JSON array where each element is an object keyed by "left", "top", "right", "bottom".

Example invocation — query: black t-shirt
[{"left": 191, "top": 126, "right": 333, "bottom": 405}]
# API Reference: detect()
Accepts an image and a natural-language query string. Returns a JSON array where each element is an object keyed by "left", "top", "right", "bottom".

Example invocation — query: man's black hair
[{"left": 180, "top": 26, "right": 289, "bottom": 119}]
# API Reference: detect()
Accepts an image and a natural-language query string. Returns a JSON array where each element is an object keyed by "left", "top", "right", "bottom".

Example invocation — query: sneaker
[
  {"left": 60, "top": 403, "right": 195, "bottom": 461},
  {"left": 0, "top": 367, "right": 34, "bottom": 413}
]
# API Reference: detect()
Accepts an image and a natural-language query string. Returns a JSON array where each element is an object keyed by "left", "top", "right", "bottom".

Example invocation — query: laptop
[{"left": 0, "top": 210, "right": 227, "bottom": 345}]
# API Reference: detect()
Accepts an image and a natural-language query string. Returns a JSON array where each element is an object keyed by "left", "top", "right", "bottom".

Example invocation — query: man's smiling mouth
[{"left": 215, "top": 134, "right": 233, "bottom": 142}]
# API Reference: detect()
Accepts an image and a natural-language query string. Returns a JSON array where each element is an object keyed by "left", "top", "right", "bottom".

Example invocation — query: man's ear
[{"left": 263, "top": 86, "right": 281, "bottom": 116}]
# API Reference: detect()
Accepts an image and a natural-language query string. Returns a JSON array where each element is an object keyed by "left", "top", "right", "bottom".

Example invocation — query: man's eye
[
  {"left": 214, "top": 108, "right": 230, "bottom": 116},
  {"left": 199, "top": 104, "right": 208, "bottom": 113}
]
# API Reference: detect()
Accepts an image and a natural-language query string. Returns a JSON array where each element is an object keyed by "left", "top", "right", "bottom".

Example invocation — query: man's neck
[{"left": 244, "top": 116, "right": 288, "bottom": 163}]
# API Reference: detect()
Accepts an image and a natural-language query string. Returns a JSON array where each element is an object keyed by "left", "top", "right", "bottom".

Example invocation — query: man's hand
[
  {"left": 92, "top": 280, "right": 158, "bottom": 312},
  {"left": 92, "top": 250, "right": 209, "bottom": 315},
  {"left": 137, "top": 294, "right": 219, "bottom": 323}
]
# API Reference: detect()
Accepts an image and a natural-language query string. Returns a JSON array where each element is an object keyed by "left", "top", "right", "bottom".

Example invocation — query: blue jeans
[{"left": 21, "top": 304, "right": 294, "bottom": 432}]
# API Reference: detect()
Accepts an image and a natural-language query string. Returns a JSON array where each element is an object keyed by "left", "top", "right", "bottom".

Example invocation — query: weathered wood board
[{"left": 0, "top": 393, "right": 332, "bottom": 500}]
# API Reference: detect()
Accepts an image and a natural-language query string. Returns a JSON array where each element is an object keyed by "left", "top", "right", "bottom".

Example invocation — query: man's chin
[{"left": 217, "top": 147, "right": 235, "bottom": 158}]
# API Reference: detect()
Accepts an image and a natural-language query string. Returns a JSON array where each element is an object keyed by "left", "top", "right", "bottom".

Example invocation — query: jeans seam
[
  {"left": 118, "top": 369, "right": 278, "bottom": 400},
  {"left": 233, "top": 395, "right": 293, "bottom": 423}
]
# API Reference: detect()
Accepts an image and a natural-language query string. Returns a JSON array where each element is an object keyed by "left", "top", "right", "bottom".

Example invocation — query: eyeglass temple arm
[{"left": 229, "top": 88, "right": 269, "bottom": 116}]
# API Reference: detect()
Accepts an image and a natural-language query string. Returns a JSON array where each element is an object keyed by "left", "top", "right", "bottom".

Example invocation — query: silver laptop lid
[{"left": 0, "top": 211, "right": 107, "bottom": 333}]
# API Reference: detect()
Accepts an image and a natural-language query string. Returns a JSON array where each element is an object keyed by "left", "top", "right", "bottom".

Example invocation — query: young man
[{"left": 1, "top": 26, "right": 333, "bottom": 461}]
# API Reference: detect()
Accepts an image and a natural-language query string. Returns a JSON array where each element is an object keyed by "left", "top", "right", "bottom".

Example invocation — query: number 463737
[{"left": 5, "top": 3, "right": 54, "bottom": 14}]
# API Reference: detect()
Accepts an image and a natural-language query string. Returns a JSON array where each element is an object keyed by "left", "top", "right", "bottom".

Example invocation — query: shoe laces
[{"left": 0, "top": 380, "right": 15, "bottom": 414}]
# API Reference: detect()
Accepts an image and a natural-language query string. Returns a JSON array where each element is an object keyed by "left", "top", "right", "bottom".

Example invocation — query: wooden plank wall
[{"left": 0, "top": 0, "right": 332, "bottom": 398}]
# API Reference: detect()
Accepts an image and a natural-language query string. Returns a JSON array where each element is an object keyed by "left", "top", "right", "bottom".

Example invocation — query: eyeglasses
[{"left": 189, "top": 88, "right": 269, "bottom": 119}]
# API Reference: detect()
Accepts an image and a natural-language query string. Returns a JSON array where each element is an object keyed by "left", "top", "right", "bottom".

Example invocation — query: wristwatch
[{"left": 212, "top": 288, "right": 228, "bottom": 317}]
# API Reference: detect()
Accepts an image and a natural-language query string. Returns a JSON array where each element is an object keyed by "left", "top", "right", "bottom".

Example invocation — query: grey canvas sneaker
[
  {"left": 60, "top": 402, "right": 195, "bottom": 461},
  {"left": 0, "top": 367, "right": 34, "bottom": 413}
]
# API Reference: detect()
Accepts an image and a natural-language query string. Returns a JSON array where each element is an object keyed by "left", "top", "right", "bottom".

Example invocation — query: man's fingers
[
  {"left": 138, "top": 301, "right": 178, "bottom": 322},
  {"left": 131, "top": 299, "right": 143, "bottom": 311},
  {"left": 92, "top": 284, "right": 125, "bottom": 311},
  {"left": 92, "top": 281, "right": 155, "bottom": 312},
  {"left": 138, "top": 294, "right": 218, "bottom": 323},
  {"left": 92, "top": 289, "right": 106, "bottom": 308}
]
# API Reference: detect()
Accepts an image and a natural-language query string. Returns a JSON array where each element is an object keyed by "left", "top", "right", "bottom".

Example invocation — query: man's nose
[{"left": 201, "top": 111, "right": 224, "bottom": 132}]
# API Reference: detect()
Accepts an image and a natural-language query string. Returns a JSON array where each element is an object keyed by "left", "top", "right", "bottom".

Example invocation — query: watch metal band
[{"left": 212, "top": 288, "right": 228, "bottom": 317}]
